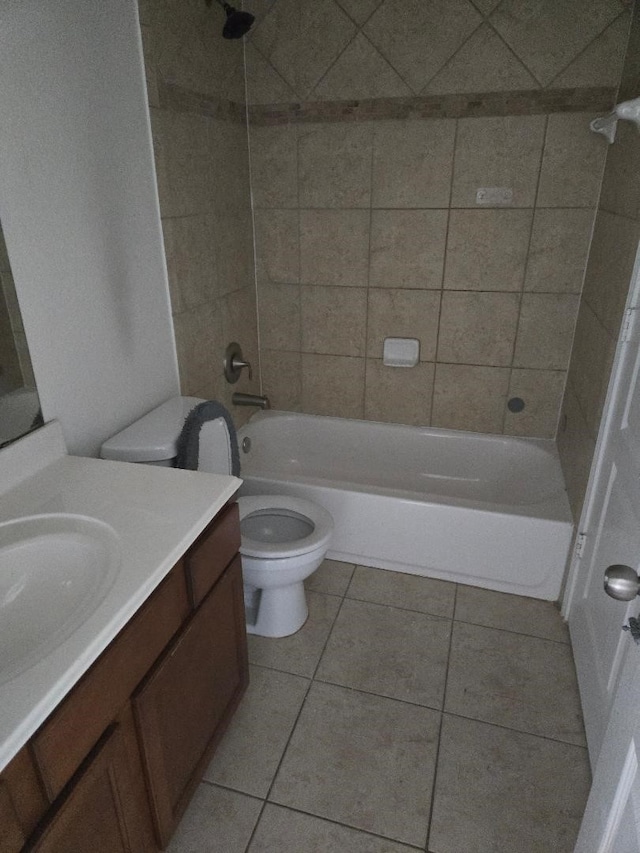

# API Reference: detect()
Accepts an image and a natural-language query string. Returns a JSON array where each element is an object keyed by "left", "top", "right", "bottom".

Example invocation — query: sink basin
[{"left": 0, "top": 513, "right": 122, "bottom": 684}]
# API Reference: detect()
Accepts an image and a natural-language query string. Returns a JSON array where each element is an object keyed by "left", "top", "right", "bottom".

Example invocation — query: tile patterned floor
[{"left": 168, "top": 560, "right": 592, "bottom": 853}]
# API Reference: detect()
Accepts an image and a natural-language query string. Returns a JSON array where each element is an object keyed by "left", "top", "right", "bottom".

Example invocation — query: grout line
[
  {"left": 546, "top": 11, "right": 629, "bottom": 90},
  {"left": 243, "top": 590, "right": 349, "bottom": 851},
  {"left": 362, "top": 123, "right": 376, "bottom": 418},
  {"left": 429, "top": 119, "right": 458, "bottom": 425},
  {"left": 254, "top": 800, "right": 426, "bottom": 851},
  {"left": 441, "top": 708, "right": 589, "bottom": 751},
  {"left": 501, "top": 113, "right": 549, "bottom": 434},
  {"left": 423, "top": 582, "right": 458, "bottom": 851}
]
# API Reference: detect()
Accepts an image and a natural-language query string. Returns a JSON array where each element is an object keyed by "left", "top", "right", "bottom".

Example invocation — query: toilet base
[{"left": 244, "top": 581, "right": 308, "bottom": 638}]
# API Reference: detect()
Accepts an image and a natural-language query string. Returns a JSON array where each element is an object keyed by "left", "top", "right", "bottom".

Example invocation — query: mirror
[{"left": 0, "top": 220, "right": 42, "bottom": 447}]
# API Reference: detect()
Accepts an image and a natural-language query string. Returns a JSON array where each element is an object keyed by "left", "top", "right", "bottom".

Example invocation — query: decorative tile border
[
  {"left": 158, "top": 81, "right": 246, "bottom": 123},
  {"left": 158, "top": 81, "right": 616, "bottom": 126},
  {"left": 248, "top": 87, "right": 617, "bottom": 125}
]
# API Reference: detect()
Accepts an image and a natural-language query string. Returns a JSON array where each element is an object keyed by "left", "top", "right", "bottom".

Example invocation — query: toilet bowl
[
  {"left": 100, "top": 396, "right": 334, "bottom": 638},
  {"left": 239, "top": 495, "right": 333, "bottom": 637}
]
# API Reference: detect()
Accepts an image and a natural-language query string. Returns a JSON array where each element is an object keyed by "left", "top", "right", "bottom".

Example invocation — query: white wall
[{"left": 0, "top": 0, "right": 179, "bottom": 456}]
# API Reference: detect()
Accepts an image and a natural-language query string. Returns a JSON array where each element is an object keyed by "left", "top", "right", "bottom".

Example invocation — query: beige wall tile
[
  {"left": 557, "top": 385, "right": 597, "bottom": 521},
  {"left": 300, "top": 210, "right": 370, "bottom": 286},
  {"left": 537, "top": 114, "right": 608, "bottom": 208},
  {"left": 552, "top": 12, "right": 631, "bottom": 89},
  {"left": 513, "top": 293, "right": 580, "bottom": 370},
  {"left": 249, "top": 124, "right": 298, "bottom": 209},
  {"left": 582, "top": 209, "right": 640, "bottom": 336},
  {"left": 173, "top": 302, "right": 223, "bottom": 396},
  {"left": 222, "top": 287, "right": 260, "bottom": 382},
  {"left": 525, "top": 209, "right": 595, "bottom": 294},
  {"left": 251, "top": 0, "right": 356, "bottom": 98},
  {"left": 432, "top": 363, "right": 509, "bottom": 433},
  {"left": 254, "top": 209, "right": 299, "bottom": 283},
  {"left": 245, "top": 42, "right": 298, "bottom": 105},
  {"left": 490, "top": 0, "right": 620, "bottom": 86},
  {"left": 366, "top": 289, "right": 440, "bottom": 361},
  {"left": 425, "top": 24, "right": 538, "bottom": 95},
  {"left": 372, "top": 120, "right": 455, "bottom": 208},
  {"left": 599, "top": 120, "right": 640, "bottom": 220},
  {"left": 437, "top": 292, "right": 520, "bottom": 366},
  {"left": 364, "top": 0, "right": 482, "bottom": 93},
  {"left": 444, "top": 209, "right": 532, "bottom": 292},
  {"left": 364, "top": 359, "right": 434, "bottom": 426},
  {"left": 335, "top": 0, "right": 384, "bottom": 26},
  {"left": 145, "top": 0, "right": 244, "bottom": 101},
  {"left": 301, "top": 286, "right": 367, "bottom": 356},
  {"left": 153, "top": 110, "right": 214, "bottom": 218},
  {"left": 567, "top": 300, "right": 617, "bottom": 435},
  {"left": 370, "top": 210, "right": 448, "bottom": 289},
  {"left": 161, "top": 214, "right": 220, "bottom": 310},
  {"left": 261, "top": 350, "right": 302, "bottom": 411},
  {"left": 301, "top": 353, "right": 366, "bottom": 418},
  {"left": 209, "top": 119, "right": 252, "bottom": 214},
  {"left": 259, "top": 282, "right": 301, "bottom": 351},
  {"left": 298, "top": 123, "right": 373, "bottom": 208},
  {"left": 452, "top": 116, "right": 546, "bottom": 208},
  {"left": 504, "top": 369, "right": 567, "bottom": 439},
  {"left": 312, "top": 33, "right": 411, "bottom": 101}
]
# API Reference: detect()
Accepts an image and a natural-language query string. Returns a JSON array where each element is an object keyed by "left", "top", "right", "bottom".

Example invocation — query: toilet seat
[{"left": 238, "top": 495, "right": 333, "bottom": 560}]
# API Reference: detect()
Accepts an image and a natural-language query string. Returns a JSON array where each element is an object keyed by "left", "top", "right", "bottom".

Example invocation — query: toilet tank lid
[{"left": 100, "top": 396, "right": 205, "bottom": 463}]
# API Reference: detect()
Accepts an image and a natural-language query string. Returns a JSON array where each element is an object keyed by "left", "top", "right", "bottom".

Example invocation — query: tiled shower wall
[
  {"left": 558, "top": 4, "right": 640, "bottom": 518},
  {"left": 250, "top": 115, "right": 606, "bottom": 436},
  {"left": 139, "top": 0, "right": 260, "bottom": 427},
  {"left": 246, "top": 0, "right": 630, "bottom": 437}
]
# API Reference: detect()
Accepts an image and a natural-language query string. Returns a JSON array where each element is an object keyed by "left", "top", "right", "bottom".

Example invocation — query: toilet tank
[
  {"left": 101, "top": 396, "right": 203, "bottom": 464},
  {"left": 99, "top": 396, "right": 234, "bottom": 479}
]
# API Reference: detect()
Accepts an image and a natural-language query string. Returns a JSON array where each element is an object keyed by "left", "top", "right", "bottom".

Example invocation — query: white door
[
  {"left": 574, "top": 639, "right": 640, "bottom": 852},
  {"left": 563, "top": 242, "right": 640, "bottom": 852},
  {"left": 564, "top": 242, "right": 640, "bottom": 762}
]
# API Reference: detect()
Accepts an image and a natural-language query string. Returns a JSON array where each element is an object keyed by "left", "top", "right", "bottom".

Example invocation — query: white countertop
[{"left": 0, "top": 422, "right": 241, "bottom": 771}]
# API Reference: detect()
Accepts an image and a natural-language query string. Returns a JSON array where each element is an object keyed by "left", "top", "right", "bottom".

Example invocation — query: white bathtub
[{"left": 237, "top": 411, "right": 574, "bottom": 600}]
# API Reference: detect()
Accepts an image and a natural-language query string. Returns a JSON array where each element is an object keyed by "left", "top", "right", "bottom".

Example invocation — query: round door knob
[{"left": 604, "top": 564, "right": 640, "bottom": 601}]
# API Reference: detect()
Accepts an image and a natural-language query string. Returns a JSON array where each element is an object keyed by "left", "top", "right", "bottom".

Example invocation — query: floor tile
[
  {"left": 445, "top": 622, "right": 586, "bottom": 745},
  {"left": 306, "top": 559, "right": 355, "bottom": 597},
  {"left": 203, "top": 666, "right": 309, "bottom": 798},
  {"left": 428, "top": 715, "right": 591, "bottom": 853},
  {"left": 455, "top": 584, "right": 570, "bottom": 643},
  {"left": 249, "top": 804, "right": 420, "bottom": 852},
  {"left": 316, "top": 598, "right": 450, "bottom": 708},
  {"left": 166, "top": 784, "right": 262, "bottom": 853},
  {"left": 270, "top": 682, "right": 440, "bottom": 847},
  {"left": 248, "top": 591, "right": 342, "bottom": 677},
  {"left": 347, "top": 566, "right": 456, "bottom": 619}
]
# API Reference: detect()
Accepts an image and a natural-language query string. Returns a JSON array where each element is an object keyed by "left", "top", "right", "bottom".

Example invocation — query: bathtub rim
[{"left": 238, "top": 410, "right": 572, "bottom": 524}]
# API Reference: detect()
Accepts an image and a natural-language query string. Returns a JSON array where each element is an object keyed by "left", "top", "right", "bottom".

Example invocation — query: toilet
[{"left": 100, "top": 396, "right": 333, "bottom": 638}]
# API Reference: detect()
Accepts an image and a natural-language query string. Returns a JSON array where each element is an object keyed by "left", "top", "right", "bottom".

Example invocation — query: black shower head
[{"left": 207, "top": 0, "right": 255, "bottom": 39}]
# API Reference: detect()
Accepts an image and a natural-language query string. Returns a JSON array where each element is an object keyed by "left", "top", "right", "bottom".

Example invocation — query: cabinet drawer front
[
  {"left": 186, "top": 502, "right": 240, "bottom": 608},
  {"left": 33, "top": 566, "right": 189, "bottom": 801}
]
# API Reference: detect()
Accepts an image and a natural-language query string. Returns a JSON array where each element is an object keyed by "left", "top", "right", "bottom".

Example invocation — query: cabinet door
[
  {"left": 25, "top": 724, "right": 146, "bottom": 853},
  {"left": 134, "top": 556, "right": 248, "bottom": 847}
]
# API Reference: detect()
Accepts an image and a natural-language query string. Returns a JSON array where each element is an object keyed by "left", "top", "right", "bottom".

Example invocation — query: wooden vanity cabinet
[
  {"left": 134, "top": 555, "right": 247, "bottom": 847},
  {"left": 0, "top": 501, "right": 247, "bottom": 853}
]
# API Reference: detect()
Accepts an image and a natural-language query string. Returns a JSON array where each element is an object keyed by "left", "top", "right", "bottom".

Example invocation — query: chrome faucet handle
[{"left": 224, "top": 342, "right": 252, "bottom": 383}]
